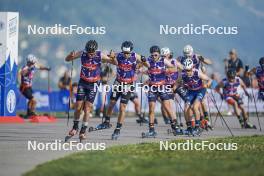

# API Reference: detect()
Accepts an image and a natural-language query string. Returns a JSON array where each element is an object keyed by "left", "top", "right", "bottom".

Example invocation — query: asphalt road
[{"left": 0, "top": 116, "right": 263, "bottom": 176}]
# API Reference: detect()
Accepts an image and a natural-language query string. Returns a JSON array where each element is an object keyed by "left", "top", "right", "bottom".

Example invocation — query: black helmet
[
  {"left": 85, "top": 40, "right": 98, "bottom": 53},
  {"left": 150, "top": 45, "right": 160, "bottom": 54},
  {"left": 121, "top": 41, "right": 133, "bottom": 52},
  {"left": 259, "top": 57, "right": 264, "bottom": 67},
  {"left": 227, "top": 69, "right": 236, "bottom": 79}
]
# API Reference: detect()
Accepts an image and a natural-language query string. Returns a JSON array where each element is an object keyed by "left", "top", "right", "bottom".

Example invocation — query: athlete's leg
[
  {"left": 227, "top": 97, "right": 243, "bottom": 126},
  {"left": 105, "top": 100, "right": 117, "bottom": 119},
  {"left": 132, "top": 97, "right": 141, "bottom": 116},
  {"left": 193, "top": 100, "right": 202, "bottom": 128}
]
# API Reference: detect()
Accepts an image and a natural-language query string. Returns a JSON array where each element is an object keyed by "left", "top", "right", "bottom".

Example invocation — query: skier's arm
[
  {"left": 248, "top": 67, "right": 256, "bottom": 76},
  {"left": 175, "top": 60, "right": 184, "bottom": 70},
  {"left": 239, "top": 78, "right": 250, "bottom": 97},
  {"left": 215, "top": 81, "right": 224, "bottom": 98},
  {"left": 102, "top": 51, "right": 117, "bottom": 65},
  {"left": 198, "top": 55, "right": 212, "bottom": 65},
  {"left": 137, "top": 54, "right": 150, "bottom": 68},
  {"left": 198, "top": 71, "right": 212, "bottom": 88},
  {"left": 65, "top": 50, "right": 82, "bottom": 62},
  {"left": 36, "top": 63, "right": 51, "bottom": 71},
  {"left": 164, "top": 59, "right": 175, "bottom": 68}
]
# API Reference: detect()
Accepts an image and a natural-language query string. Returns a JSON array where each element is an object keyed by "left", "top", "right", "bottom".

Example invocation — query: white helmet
[
  {"left": 184, "top": 58, "right": 193, "bottom": 70},
  {"left": 183, "top": 45, "right": 193, "bottom": 57},
  {"left": 161, "top": 47, "right": 171, "bottom": 56},
  {"left": 26, "top": 54, "right": 37, "bottom": 64}
]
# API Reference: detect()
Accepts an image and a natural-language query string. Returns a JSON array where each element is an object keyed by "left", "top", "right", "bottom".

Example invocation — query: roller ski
[
  {"left": 167, "top": 121, "right": 183, "bottom": 135},
  {"left": 136, "top": 116, "right": 149, "bottom": 125},
  {"left": 88, "top": 121, "right": 112, "bottom": 132},
  {"left": 167, "top": 127, "right": 184, "bottom": 135},
  {"left": 243, "top": 121, "right": 257, "bottom": 129},
  {"left": 186, "top": 127, "right": 201, "bottom": 137},
  {"left": 200, "top": 119, "right": 213, "bottom": 131},
  {"left": 111, "top": 129, "right": 120, "bottom": 140},
  {"left": 65, "top": 128, "right": 78, "bottom": 142},
  {"left": 142, "top": 128, "right": 157, "bottom": 138}
]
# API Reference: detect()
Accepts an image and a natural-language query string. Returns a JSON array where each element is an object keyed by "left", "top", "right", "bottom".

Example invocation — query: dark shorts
[
  {"left": 185, "top": 88, "right": 206, "bottom": 105},
  {"left": 175, "top": 86, "right": 188, "bottom": 102},
  {"left": 129, "top": 92, "right": 138, "bottom": 101},
  {"left": 110, "top": 80, "right": 133, "bottom": 104},
  {"left": 76, "top": 79, "right": 99, "bottom": 103},
  {"left": 20, "top": 87, "right": 34, "bottom": 100},
  {"left": 148, "top": 86, "right": 170, "bottom": 102},
  {"left": 258, "top": 90, "right": 264, "bottom": 101}
]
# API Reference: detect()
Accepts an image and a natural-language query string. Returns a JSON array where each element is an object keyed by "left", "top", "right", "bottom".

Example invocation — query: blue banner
[{"left": 16, "top": 89, "right": 69, "bottom": 112}]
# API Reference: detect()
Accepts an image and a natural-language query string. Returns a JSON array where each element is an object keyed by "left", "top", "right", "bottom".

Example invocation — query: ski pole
[
  {"left": 67, "top": 60, "right": 74, "bottom": 126},
  {"left": 209, "top": 91, "right": 234, "bottom": 137},
  {"left": 250, "top": 77, "right": 262, "bottom": 131}
]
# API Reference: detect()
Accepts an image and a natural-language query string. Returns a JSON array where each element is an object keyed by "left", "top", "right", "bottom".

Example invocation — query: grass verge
[{"left": 24, "top": 135, "right": 264, "bottom": 176}]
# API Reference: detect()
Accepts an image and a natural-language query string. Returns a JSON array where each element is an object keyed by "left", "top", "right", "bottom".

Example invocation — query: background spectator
[
  {"left": 225, "top": 49, "right": 244, "bottom": 76},
  {"left": 58, "top": 71, "right": 71, "bottom": 90}
]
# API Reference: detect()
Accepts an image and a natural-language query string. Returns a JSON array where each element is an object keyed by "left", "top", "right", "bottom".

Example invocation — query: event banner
[{"left": 16, "top": 89, "right": 263, "bottom": 113}]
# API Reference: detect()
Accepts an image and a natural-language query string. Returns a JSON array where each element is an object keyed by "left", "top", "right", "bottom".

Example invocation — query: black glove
[
  {"left": 141, "top": 55, "right": 146, "bottom": 62},
  {"left": 199, "top": 55, "right": 205, "bottom": 62}
]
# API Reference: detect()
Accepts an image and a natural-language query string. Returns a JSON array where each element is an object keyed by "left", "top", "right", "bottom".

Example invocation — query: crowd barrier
[{"left": 16, "top": 88, "right": 264, "bottom": 113}]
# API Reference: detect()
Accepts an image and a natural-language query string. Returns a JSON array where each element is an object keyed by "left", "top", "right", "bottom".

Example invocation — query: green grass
[{"left": 24, "top": 136, "right": 264, "bottom": 176}]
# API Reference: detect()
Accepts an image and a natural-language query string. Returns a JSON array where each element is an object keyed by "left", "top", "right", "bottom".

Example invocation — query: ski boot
[
  {"left": 163, "top": 117, "right": 171, "bottom": 124},
  {"left": 244, "top": 121, "right": 257, "bottom": 129},
  {"left": 65, "top": 120, "right": 79, "bottom": 142},
  {"left": 168, "top": 120, "right": 183, "bottom": 135},
  {"left": 136, "top": 116, "right": 149, "bottom": 125},
  {"left": 167, "top": 126, "right": 183, "bottom": 135},
  {"left": 27, "top": 111, "right": 37, "bottom": 117},
  {"left": 154, "top": 118, "right": 158, "bottom": 124},
  {"left": 79, "top": 126, "right": 87, "bottom": 142},
  {"left": 142, "top": 128, "right": 157, "bottom": 138},
  {"left": 238, "top": 118, "right": 245, "bottom": 128},
  {"left": 200, "top": 119, "right": 213, "bottom": 131},
  {"left": 88, "top": 120, "right": 112, "bottom": 132},
  {"left": 186, "top": 127, "right": 201, "bottom": 137},
  {"left": 172, "top": 126, "right": 183, "bottom": 136},
  {"left": 111, "top": 128, "right": 120, "bottom": 140}
]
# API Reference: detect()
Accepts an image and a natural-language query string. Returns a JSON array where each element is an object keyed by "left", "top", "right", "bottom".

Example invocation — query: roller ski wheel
[
  {"left": 111, "top": 129, "right": 120, "bottom": 140},
  {"left": 167, "top": 128, "right": 183, "bottom": 135},
  {"left": 88, "top": 127, "right": 94, "bottom": 132},
  {"left": 186, "top": 128, "right": 201, "bottom": 137},
  {"left": 88, "top": 122, "right": 112, "bottom": 132},
  {"left": 65, "top": 129, "right": 78, "bottom": 142},
  {"left": 141, "top": 131, "right": 157, "bottom": 138}
]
